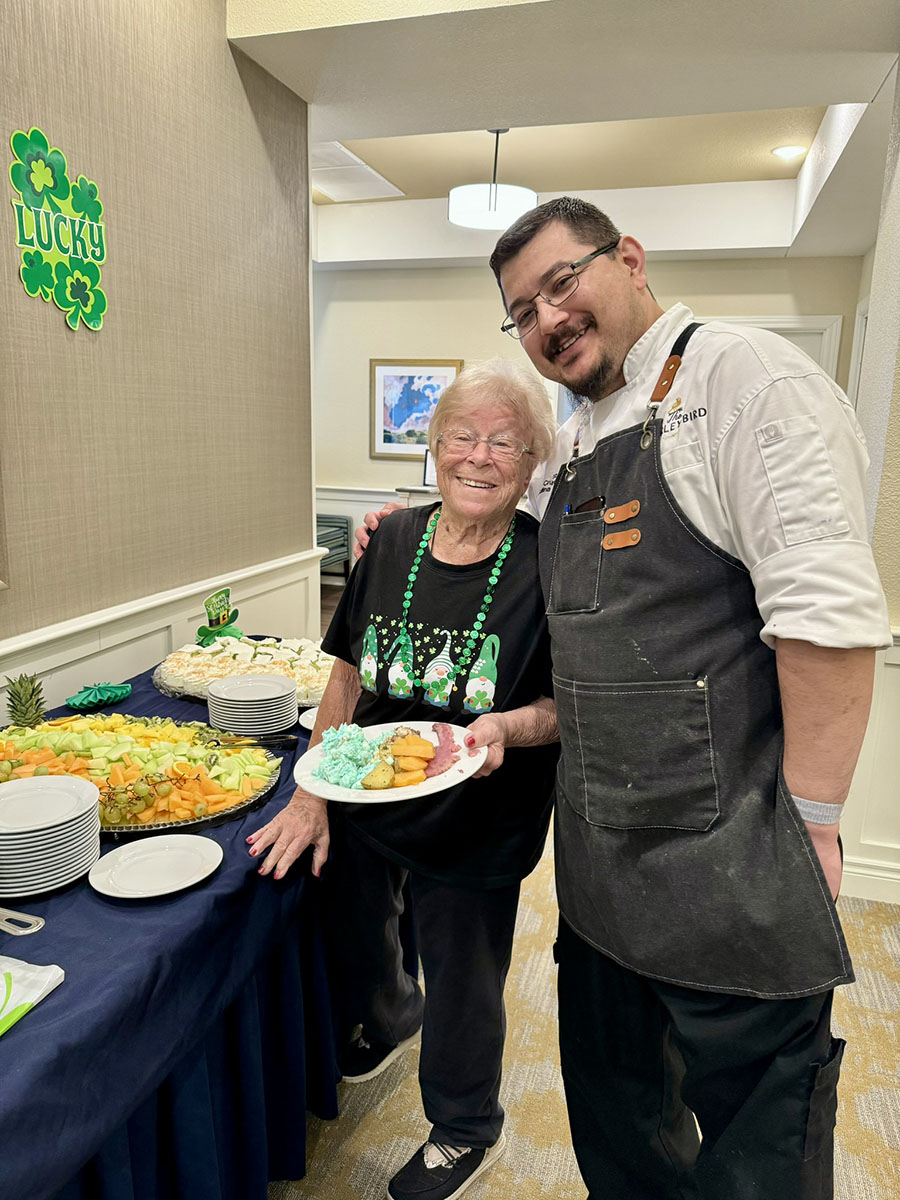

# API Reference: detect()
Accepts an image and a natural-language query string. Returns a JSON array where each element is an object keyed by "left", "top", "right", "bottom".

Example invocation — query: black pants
[
  {"left": 556, "top": 918, "right": 844, "bottom": 1200},
  {"left": 323, "top": 820, "right": 520, "bottom": 1147}
]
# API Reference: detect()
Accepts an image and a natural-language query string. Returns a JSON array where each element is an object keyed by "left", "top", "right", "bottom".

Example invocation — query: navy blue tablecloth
[{"left": 0, "top": 669, "right": 340, "bottom": 1200}]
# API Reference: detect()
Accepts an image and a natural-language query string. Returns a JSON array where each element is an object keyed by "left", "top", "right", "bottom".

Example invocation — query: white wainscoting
[
  {"left": 841, "top": 634, "right": 900, "bottom": 903},
  {"left": 316, "top": 485, "right": 409, "bottom": 582},
  {"left": 0, "top": 550, "right": 325, "bottom": 714}
]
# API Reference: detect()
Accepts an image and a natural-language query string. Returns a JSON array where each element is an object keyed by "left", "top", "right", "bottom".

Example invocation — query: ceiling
[
  {"left": 319, "top": 108, "right": 829, "bottom": 204},
  {"left": 229, "top": 0, "right": 900, "bottom": 262}
]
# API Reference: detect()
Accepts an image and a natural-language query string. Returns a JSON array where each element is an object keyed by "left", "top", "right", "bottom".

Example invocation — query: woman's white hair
[{"left": 428, "top": 357, "right": 557, "bottom": 463}]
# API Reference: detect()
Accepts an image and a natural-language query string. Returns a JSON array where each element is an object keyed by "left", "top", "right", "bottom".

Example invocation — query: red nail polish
[{"left": 465, "top": 735, "right": 475, "bottom": 748}]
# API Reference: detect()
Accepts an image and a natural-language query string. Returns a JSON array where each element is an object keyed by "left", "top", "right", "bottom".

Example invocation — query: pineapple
[{"left": 5, "top": 673, "right": 47, "bottom": 728}]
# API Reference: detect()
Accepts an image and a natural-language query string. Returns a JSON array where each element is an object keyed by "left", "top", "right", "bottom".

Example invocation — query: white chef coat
[{"left": 526, "top": 304, "right": 891, "bottom": 650}]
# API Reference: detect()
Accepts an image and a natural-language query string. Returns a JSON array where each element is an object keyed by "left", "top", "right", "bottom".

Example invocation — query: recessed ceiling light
[{"left": 771, "top": 145, "right": 807, "bottom": 161}]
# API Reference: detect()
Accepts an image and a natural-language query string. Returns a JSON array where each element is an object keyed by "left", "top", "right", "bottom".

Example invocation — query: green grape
[
  {"left": 156, "top": 782, "right": 172, "bottom": 797},
  {"left": 0, "top": 762, "right": 13, "bottom": 778},
  {"left": 33, "top": 765, "right": 51, "bottom": 776},
  {"left": 7, "top": 759, "right": 23, "bottom": 770},
  {"left": 128, "top": 798, "right": 146, "bottom": 815},
  {"left": 192, "top": 801, "right": 208, "bottom": 817},
  {"left": 132, "top": 781, "right": 151, "bottom": 798},
  {"left": 105, "top": 806, "right": 123, "bottom": 825}
]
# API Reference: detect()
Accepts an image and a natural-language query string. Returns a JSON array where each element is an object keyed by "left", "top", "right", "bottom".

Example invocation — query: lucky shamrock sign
[{"left": 9, "top": 127, "right": 107, "bottom": 331}]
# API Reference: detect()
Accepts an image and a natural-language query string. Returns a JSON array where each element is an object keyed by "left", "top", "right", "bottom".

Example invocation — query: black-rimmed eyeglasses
[{"left": 500, "top": 240, "right": 620, "bottom": 340}]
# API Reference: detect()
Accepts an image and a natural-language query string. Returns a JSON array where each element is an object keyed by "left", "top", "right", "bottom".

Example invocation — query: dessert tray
[{"left": 153, "top": 636, "right": 334, "bottom": 707}]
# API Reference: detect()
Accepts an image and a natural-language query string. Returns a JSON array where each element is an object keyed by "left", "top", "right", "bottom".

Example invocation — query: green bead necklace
[{"left": 400, "top": 507, "right": 516, "bottom": 690}]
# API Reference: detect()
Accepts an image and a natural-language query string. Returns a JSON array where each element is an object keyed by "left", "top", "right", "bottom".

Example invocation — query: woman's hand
[
  {"left": 464, "top": 713, "right": 509, "bottom": 777},
  {"left": 246, "top": 788, "right": 329, "bottom": 879}
]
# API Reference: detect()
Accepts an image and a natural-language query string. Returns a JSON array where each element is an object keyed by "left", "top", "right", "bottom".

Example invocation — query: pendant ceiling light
[{"left": 448, "top": 129, "right": 537, "bottom": 230}]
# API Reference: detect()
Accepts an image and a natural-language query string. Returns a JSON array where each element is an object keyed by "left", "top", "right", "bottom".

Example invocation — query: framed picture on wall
[{"left": 370, "top": 359, "right": 463, "bottom": 460}]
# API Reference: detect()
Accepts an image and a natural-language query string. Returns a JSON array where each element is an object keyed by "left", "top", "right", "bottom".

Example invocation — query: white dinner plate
[
  {"left": 0, "top": 811, "right": 100, "bottom": 848},
  {"left": 298, "top": 706, "right": 319, "bottom": 731},
  {"left": 207, "top": 675, "right": 296, "bottom": 701},
  {"left": 0, "top": 842, "right": 100, "bottom": 886},
  {"left": 0, "top": 777, "right": 100, "bottom": 833},
  {"left": 208, "top": 703, "right": 297, "bottom": 718},
  {"left": 88, "top": 834, "right": 224, "bottom": 898},
  {"left": 293, "top": 721, "right": 487, "bottom": 804},
  {"left": 0, "top": 845, "right": 100, "bottom": 898},
  {"left": 207, "top": 709, "right": 297, "bottom": 724}
]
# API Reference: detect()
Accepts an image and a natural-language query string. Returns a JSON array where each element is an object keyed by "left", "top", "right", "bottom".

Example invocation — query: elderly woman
[{"left": 247, "top": 358, "right": 558, "bottom": 1200}]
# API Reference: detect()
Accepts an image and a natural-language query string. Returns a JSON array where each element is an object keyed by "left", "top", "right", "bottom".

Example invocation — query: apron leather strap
[{"left": 649, "top": 321, "right": 702, "bottom": 404}]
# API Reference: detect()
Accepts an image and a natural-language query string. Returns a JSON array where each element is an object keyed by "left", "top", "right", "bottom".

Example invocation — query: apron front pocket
[
  {"left": 546, "top": 510, "right": 605, "bottom": 614},
  {"left": 554, "top": 674, "right": 720, "bottom": 831}
]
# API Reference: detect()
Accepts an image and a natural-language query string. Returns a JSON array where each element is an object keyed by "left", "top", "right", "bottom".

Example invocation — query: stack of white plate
[
  {"left": 207, "top": 674, "right": 298, "bottom": 735},
  {"left": 0, "top": 776, "right": 101, "bottom": 899}
]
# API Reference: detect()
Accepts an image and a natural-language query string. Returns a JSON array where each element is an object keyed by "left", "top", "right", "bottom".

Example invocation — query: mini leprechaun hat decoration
[{"left": 196, "top": 587, "right": 243, "bottom": 647}]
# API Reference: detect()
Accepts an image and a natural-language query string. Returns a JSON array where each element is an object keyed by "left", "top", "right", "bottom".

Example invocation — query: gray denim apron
[{"left": 539, "top": 324, "right": 853, "bottom": 998}]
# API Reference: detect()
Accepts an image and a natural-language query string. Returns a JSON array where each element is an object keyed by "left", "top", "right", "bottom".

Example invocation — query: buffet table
[{"left": 0, "top": 667, "right": 340, "bottom": 1200}]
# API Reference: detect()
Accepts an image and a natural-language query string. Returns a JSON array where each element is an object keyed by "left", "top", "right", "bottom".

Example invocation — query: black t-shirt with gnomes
[{"left": 321, "top": 504, "right": 557, "bottom": 888}]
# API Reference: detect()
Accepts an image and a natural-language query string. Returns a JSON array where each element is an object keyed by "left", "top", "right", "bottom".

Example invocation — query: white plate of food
[{"left": 293, "top": 720, "right": 487, "bottom": 803}]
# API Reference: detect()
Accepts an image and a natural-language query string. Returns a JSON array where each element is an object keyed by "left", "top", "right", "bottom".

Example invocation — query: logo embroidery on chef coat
[{"left": 662, "top": 397, "right": 707, "bottom": 436}]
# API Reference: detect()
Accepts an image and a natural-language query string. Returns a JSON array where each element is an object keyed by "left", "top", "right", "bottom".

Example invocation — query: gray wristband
[{"left": 791, "top": 795, "right": 844, "bottom": 825}]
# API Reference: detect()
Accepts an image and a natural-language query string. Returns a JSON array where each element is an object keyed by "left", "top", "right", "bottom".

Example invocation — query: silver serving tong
[
  {"left": 0, "top": 907, "right": 45, "bottom": 936},
  {"left": 206, "top": 735, "right": 298, "bottom": 750}
]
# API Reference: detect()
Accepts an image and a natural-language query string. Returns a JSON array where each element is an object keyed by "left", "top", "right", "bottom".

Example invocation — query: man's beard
[
  {"left": 549, "top": 320, "right": 618, "bottom": 402},
  {"left": 561, "top": 353, "right": 617, "bottom": 403}
]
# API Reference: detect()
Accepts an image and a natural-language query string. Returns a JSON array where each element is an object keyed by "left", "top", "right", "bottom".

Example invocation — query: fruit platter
[
  {"left": 0, "top": 712, "right": 282, "bottom": 834},
  {"left": 153, "top": 636, "right": 334, "bottom": 706}
]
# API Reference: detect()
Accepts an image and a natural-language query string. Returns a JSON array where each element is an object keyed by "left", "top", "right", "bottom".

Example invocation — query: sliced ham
[{"left": 425, "top": 722, "right": 460, "bottom": 777}]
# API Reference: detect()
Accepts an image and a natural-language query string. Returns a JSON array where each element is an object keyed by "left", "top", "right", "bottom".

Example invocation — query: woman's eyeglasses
[{"left": 437, "top": 428, "right": 532, "bottom": 461}]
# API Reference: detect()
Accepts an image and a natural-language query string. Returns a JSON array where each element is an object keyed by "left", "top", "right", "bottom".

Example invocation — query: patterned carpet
[{"left": 270, "top": 840, "right": 900, "bottom": 1200}]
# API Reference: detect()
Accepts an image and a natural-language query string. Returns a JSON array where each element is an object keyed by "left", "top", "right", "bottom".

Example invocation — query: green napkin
[
  {"left": 66, "top": 682, "right": 132, "bottom": 710},
  {"left": 0, "top": 956, "right": 64, "bottom": 1037}
]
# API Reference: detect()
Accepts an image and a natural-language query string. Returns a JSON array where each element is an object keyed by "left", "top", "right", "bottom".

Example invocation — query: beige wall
[
  {"left": 313, "top": 254, "right": 863, "bottom": 489},
  {"left": 871, "top": 339, "right": 900, "bottom": 622},
  {"left": 1, "top": 0, "right": 311, "bottom": 640}
]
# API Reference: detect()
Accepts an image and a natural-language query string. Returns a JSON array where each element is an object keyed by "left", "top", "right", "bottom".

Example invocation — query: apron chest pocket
[
  {"left": 554, "top": 675, "right": 720, "bottom": 831},
  {"left": 547, "top": 510, "right": 605, "bottom": 614}
]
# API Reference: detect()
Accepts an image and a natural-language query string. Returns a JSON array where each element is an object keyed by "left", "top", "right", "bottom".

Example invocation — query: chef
[{"left": 483, "top": 197, "right": 892, "bottom": 1200}]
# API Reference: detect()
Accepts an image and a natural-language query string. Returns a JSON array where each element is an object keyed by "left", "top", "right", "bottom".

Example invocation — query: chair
[{"left": 316, "top": 514, "right": 351, "bottom": 580}]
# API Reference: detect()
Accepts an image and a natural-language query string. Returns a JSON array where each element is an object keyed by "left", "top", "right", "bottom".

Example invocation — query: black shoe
[
  {"left": 339, "top": 1028, "right": 421, "bottom": 1083},
  {"left": 386, "top": 1132, "right": 506, "bottom": 1200}
]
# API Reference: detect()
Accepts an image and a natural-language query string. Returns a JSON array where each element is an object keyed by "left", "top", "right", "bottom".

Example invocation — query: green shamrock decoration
[
  {"left": 20, "top": 249, "right": 53, "bottom": 300},
  {"left": 10, "top": 128, "right": 70, "bottom": 211},
  {"left": 70, "top": 174, "right": 103, "bottom": 222},
  {"left": 53, "top": 257, "right": 107, "bottom": 330}
]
